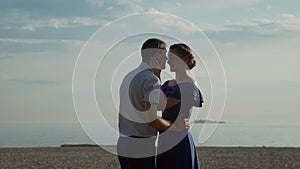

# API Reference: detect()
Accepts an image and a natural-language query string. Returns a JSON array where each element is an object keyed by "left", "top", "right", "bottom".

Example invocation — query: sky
[{"left": 0, "top": 0, "right": 299, "bottom": 124}]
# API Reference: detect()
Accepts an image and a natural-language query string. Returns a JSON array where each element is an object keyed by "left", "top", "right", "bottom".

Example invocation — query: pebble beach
[{"left": 1, "top": 146, "right": 299, "bottom": 169}]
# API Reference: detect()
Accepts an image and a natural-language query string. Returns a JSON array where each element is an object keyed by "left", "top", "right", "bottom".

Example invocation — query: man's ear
[
  {"left": 183, "top": 56, "right": 189, "bottom": 63},
  {"left": 142, "top": 101, "right": 151, "bottom": 111}
]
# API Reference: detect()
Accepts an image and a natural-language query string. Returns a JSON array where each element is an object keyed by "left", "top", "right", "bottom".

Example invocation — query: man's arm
[
  {"left": 148, "top": 117, "right": 172, "bottom": 131},
  {"left": 157, "top": 95, "right": 181, "bottom": 111},
  {"left": 142, "top": 77, "right": 187, "bottom": 131},
  {"left": 143, "top": 101, "right": 172, "bottom": 130},
  {"left": 148, "top": 114, "right": 190, "bottom": 132},
  {"left": 144, "top": 102, "right": 189, "bottom": 131}
]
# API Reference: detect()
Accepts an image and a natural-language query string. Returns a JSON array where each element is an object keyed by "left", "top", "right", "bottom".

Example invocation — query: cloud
[
  {"left": 117, "top": 0, "right": 144, "bottom": 13},
  {"left": 87, "top": 10, "right": 200, "bottom": 39},
  {"left": 199, "top": 0, "right": 263, "bottom": 10},
  {"left": 157, "top": 0, "right": 264, "bottom": 15},
  {"left": 247, "top": 7, "right": 256, "bottom": 12},
  {"left": 20, "top": 18, "right": 69, "bottom": 31},
  {"left": 151, "top": 13, "right": 199, "bottom": 34},
  {"left": 72, "top": 17, "right": 108, "bottom": 26},
  {"left": 85, "top": 0, "right": 105, "bottom": 7},
  {"left": 147, "top": 8, "right": 160, "bottom": 13},
  {"left": 0, "top": 75, "right": 58, "bottom": 85},
  {"left": 266, "top": 5, "right": 272, "bottom": 11},
  {"left": 0, "top": 74, "right": 11, "bottom": 80},
  {"left": 85, "top": 0, "right": 144, "bottom": 17},
  {"left": 0, "top": 38, "right": 84, "bottom": 45},
  {"left": 203, "top": 13, "right": 300, "bottom": 41},
  {"left": 19, "top": 17, "right": 106, "bottom": 31},
  {"left": 0, "top": 0, "right": 97, "bottom": 18},
  {"left": 0, "top": 56, "right": 13, "bottom": 61},
  {"left": 0, "top": 38, "right": 85, "bottom": 53},
  {"left": 0, "top": 8, "right": 106, "bottom": 32},
  {"left": 115, "top": 10, "right": 198, "bottom": 34}
]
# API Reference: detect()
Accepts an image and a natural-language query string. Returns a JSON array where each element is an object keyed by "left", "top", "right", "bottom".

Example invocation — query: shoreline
[
  {"left": 0, "top": 146, "right": 299, "bottom": 168},
  {"left": 1, "top": 144, "right": 299, "bottom": 148}
]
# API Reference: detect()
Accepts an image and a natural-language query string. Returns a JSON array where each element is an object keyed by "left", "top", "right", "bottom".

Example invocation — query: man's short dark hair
[{"left": 141, "top": 38, "right": 166, "bottom": 62}]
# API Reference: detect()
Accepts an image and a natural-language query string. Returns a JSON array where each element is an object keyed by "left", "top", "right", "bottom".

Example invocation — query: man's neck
[{"left": 152, "top": 69, "right": 161, "bottom": 81}]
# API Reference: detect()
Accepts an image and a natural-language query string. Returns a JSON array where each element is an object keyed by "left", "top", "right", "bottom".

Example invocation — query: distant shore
[
  {"left": 0, "top": 146, "right": 299, "bottom": 169},
  {"left": 193, "top": 119, "right": 226, "bottom": 124}
]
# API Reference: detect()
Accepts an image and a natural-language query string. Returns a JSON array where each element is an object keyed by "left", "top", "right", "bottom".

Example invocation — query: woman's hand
[{"left": 170, "top": 116, "right": 190, "bottom": 131}]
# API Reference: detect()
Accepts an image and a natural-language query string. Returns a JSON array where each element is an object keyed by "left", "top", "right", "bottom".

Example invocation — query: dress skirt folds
[
  {"left": 156, "top": 80, "right": 203, "bottom": 169},
  {"left": 156, "top": 131, "right": 200, "bottom": 169}
]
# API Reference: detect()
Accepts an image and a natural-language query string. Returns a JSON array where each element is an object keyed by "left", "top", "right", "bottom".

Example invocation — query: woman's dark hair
[
  {"left": 170, "top": 43, "right": 196, "bottom": 69},
  {"left": 141, "top": 38, "right": 166, "bottom": 62}
]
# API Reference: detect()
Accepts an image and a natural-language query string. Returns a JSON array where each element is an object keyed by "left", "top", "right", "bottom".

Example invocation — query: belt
[{"left": 129, "top": 135, "right": 151, "bottom": 138}]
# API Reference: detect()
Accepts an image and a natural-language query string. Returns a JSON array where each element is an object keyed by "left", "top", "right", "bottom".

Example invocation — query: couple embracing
[{"left": 117, "top": 38, "right": 204, "bottom": 169}]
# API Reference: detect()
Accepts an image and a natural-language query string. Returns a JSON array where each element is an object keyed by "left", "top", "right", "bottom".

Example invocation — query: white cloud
[
  {"left": 106, "top": 6, "right": 113, "bottom": 10},
  {"left": 1, "top": 8, "right": 108, "bottom": 31},
  {"left": 11, "top": 17, "right": 106, "bottom": 31},
  {"left": 208, "top": 0, "right": 263, "bottom": 8},
  {"left": 160, "top": 0, "right": 264, "bottom": 14},
  {"left": 247, "top": 7, "right": 256, "bottom": 12},
  {"left": 266, "top": 5, "right": 272, "bottom": 11},
  {"left": 0, "top": 74, "right": 12, "bottom": 80},
  {"left": 203, "top": 13, "right": 300, "bottom": 35},
  {"left": 0, "top": 38, "right": 82, "bottom": 44},
  {"left": 0, "top": 38, "right": 85, "bottom": 52},
  {"left": 49, "top": 18, "right": 69, "bottom": 29},
  {"left": 147, "top": 8, "right": 160, "bottom": 13},
  {"left": 117, "top": 0, "right": 144, "bottom": 13},
  {"left": 85, "top": 0, "right": 144, "bottom": 17},
  {"left": 96, "top": 11, "right": 200, "bottom": 36},
  {"left": 20, "top": 18, "right": 70, "bottom": 31},
  {"left": 151, "top": 12, "right": 199, "bottom": 34},
  {"left": 0, "top": 76, "right": 58, "bottom": 85},
  {"left": 21, "top": 24, "right": 36, "bottom": 31},
  {"left": 72, "top": 17, "right": 106, "bottom": 26},
  {"left": 85, "top": 0, "right": 105, "bottom": 7}
]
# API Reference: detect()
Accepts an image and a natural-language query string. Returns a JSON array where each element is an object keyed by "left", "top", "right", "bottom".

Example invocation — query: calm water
[{"left": 0, "top": 122, "right": 299, "bottom": 147}]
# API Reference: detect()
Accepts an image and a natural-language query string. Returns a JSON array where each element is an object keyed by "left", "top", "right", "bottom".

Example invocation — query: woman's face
[{"left": 167, "top": 49, "right": 187, "bottom": 72}]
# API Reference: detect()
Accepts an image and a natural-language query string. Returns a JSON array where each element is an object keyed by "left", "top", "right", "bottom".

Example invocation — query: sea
[{"left": 0, "top": 122, "right": 299, "bottom": 148}]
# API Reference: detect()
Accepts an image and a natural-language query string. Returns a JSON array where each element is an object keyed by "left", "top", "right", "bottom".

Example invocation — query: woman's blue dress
[{"left": 156, "top": 80, "right": 203, "bottom": 169}]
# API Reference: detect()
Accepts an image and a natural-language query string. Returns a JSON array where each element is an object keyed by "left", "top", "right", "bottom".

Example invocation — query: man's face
[{"left": 153, "top": 44, "right": 167, "bottom": 70}]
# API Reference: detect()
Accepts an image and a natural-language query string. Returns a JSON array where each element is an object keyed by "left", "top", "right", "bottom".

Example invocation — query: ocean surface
[{"left": 0, "top": 122, "right": 299, "bottom": 147}]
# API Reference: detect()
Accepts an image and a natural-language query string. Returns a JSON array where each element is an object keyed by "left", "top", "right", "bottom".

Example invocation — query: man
[{"left": 117, "top": 38, "right": 173, "bottom": 169}]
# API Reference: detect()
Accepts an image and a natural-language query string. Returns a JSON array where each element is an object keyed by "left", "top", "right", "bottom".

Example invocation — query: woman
[{"left": 156, "top": 43, "right": 203, "bottom": 169}]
